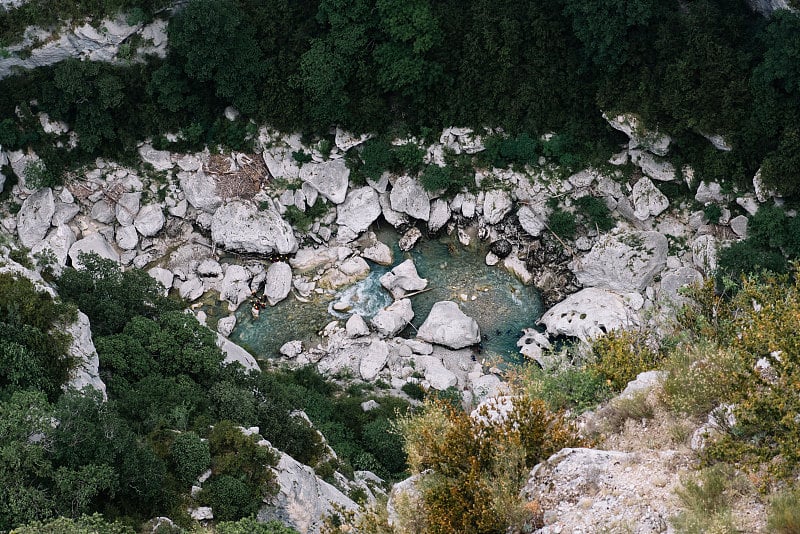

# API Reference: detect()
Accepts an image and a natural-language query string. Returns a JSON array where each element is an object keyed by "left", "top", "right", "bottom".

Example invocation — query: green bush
[
  {"left": 170, "top": 431, "right": 210, "bottom": 486},
  {"left": 590, "top": 330, "right": 661, "bottom": 392},
  {"left": 522, "top": 366, "right": 612, "bottom": 414},
  {"left": 216, "top": 517, "right": 299, "bottom": 534},
  {"left": 547, "top": 209, "right": 577, "bottom": 240},
  {"left": 575, "top": 195, "right": 614, "bottom": 231},
  {"left": 202, "top": 475, "right": 257, "bottom": 522},
  {"left": 401, "top": 382, "right": 426, "bottom": 401}
]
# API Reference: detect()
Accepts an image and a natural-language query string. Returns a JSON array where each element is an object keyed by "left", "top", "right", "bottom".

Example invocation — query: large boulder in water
[
  {"left": 264, "top": 261, "right": 292, "bottom": 306},
  {"left": 379, "top": 259, "right": 427, "bottom": 299},
  {"left": 372, "top": 299, "right": 414, "bottom": 337},
  {"left": 211, "top": 200, "right": 297, "bottom": 255},
  {"left": 417, "top": 301, "right": 481, "bottom": 349}
]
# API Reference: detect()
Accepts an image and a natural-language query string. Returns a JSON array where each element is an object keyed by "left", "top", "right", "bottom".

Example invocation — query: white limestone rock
[
  {"left": 483, "top": 189, "right": 513, "bottom": 224},
  {"left": 336, "top": 186, "right": 381, "bottom": 233},
  {"left": 695, "top": 181, "right": 725, "bottom": 204},
  {"left": 211, "top": 200, "right": 297, "bottom": 255},
  {"left": 115, "top": 225, "right": 139, "bottom": 250},
  {"left": 17, "top": 187, "right": 55, "bottom": 248},
  {"left": 219, "top": 264, "right": 251, "bottom": 311},
  {"left": 31, "top": 224, "right": 75, "bottom": 269},
  {"left": 539, "top": 287, "right": 639, "bottom": 343},
  {"left": 359, "top": 339, "right": 390, "bottom": 380},
  {"left": 660, "top": 267, "right": 703, "bottom": 304},
  {"left": 692, "top": 234, "right": 718, "bottom": 272},
  {"left": 115, "top": 191, "right": 141, "bottom": 226},
  {"left": 138, "top": 144, "right": 173, "bottom": 171},
  {"left": 517, "top": 205, "right": 548, "bottom": 237},
  {"left": 177, "top": 277, "right": 204, "bottom": 302},
  {"left": 335, "top": 127, "right": 371, "bottom": 151},
  {"left": 280, "top": 340, "right": 303, "bottom": 358},
  {"left": 427, "top": 198, "right": 451, "bottom": 232},
  {"left": 52, "top": 202, "right": 80, "bottom": 225},
  {"left": 299, "top": 158, "right": 350, "bottom": 204},
  {"left": 264, "top": 261, "right": 292, "bottom": 306},
  {"left": 371, "top": 299, "right": 414, "bottom": 337},
  {"left": 603, "top": 113, "right": 671, "bottom": 156},
  {"left": 630, "top": 150, "right": 676, "bottom": 182},
  {"left": 379, "top": 192, "right": 409, "bottom": 228},
  {"left": 259, "top": 451, "right": 358, "bottom": 533},
  {"left": 180, "top": 169, "right": 222, "bottom": 213},
  {"left": 362, "top": 239, "right": 393, "bottom": 266},
  {"left": 134, "top": 204, "right": 165, "bottom": 237},
  {"left": 415, "top": 355, "right": 458, "bottom": 390},
  {"left": 730, "top": 215, "right": 748, "bottom": 238},
  {"left": 346, "top": 314, "right": 370, "bottom": 337},
  {"left": 65, "top": 311, "right": 107, "bottom": 399},
  {"left": 147, "top": 267, "right": 174, "bottom": 294},
  {"left": 417, "top": 301, "right": 481, "bottom": 349},
  {"left": 398, "top": 227, "right": 423, "bottom": 252},
  {"left": 217, "top": 334, "right": 259, "bottom": 372},
  {"left": 573, "top": 231, "right": 668, "bottom": 292},
  {"left": 390, "top": 175, "right": 430, "bottom": 220},
  {"left": 91, "top": 200, "right": 115, "bottom": 224},
  {"left": 69, "top": 233, "right": 119, "bottom": 268},
  {"left": 318, "top": 256, "right": 370, "bottom": 289},
  {"left": 379, "top": 259, "right": 428, "bottom": 299},
  {"left": 630, "top": 177, "right": 669, "bottom": 220}
]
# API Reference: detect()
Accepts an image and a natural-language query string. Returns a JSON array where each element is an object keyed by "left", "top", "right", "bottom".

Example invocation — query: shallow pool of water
[{"left": 229, "top": 229, "right": 543, "bottom": 363}]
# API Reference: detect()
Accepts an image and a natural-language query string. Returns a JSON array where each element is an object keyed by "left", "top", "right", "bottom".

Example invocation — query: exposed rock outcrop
[
  {"left": 417, "top": 301, "right": 480, "bottom": 349},
  {"left": 573, "top": 231, "right": 668, "bottom": 293},
  {"left": 264, "top": 261, "right": 292, "bottom": 306},
  {"left": 299, "top": 159, "right": 350, "bottom": 204},
  {"left": 211, "top": 200, "right": 297, "bottom": 255},
  {"left": 539, "top": 287, "right": 640, "bottom": 342},
  {"left": 17, "top": 187, "right": 55, "bottom": 248}
]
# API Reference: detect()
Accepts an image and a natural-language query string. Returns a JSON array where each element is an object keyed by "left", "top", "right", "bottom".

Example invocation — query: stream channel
[{"left": 218, "top": 228, "right": 543, "bottom": 364}]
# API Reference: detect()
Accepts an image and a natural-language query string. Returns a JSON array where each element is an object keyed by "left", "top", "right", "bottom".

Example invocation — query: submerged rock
[
  {"left": 417, "top": 301, "right": 481, "bottom": 349},
  {"left": 489, "top": 238, "right": 512, "bottom": 258}
]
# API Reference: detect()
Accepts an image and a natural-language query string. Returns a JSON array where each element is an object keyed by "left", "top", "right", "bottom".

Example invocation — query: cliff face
[{"left": 747, "top": 0, "right": 796, "bottom": 15}]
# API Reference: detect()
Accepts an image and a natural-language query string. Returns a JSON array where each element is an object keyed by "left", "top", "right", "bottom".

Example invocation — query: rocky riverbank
[{"left": 0, "top": 114, "right": 781, "bottom": 532}]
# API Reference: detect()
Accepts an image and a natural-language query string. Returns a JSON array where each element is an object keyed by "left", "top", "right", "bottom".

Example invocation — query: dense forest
[{"left": 0, "top": 0, "right": 799, "bottom": 196}]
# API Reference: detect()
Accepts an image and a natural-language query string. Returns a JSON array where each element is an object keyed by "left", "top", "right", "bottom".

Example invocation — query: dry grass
[{"left": 206, "top": 152, "right": 266, "bottom": 201}]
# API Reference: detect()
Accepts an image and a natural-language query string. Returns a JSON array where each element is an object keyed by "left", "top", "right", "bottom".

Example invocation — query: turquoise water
[{"left": 229, "top": 230, "right": 543, "bottom": 363}]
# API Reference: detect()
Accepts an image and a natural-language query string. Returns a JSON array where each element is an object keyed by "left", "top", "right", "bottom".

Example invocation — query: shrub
[
  {"left": 590, "top": 330, "right": 661, "bottom": 392},
  {"left": 702, "top": 204, "right": 722, "bottom": 224},
  {"left": 419, "top": 164, "right": 453, "bottom": 192},
  {"left": 401, "top": 382, "right": 425, "bottom": 401},
  {"left": 10, "top": 514, "right": 135, "bottom": 534},
  {"left": 359, "top": 138, "right": 394, "bottom": 181},
  {"left": 661, "top": 342, "right": 746, "bottom": 417},
  {"left": 767, "top": 488, "right": 800, "bottom": 534},
  {"left": 516, "top": 365, "right": 612, "bottom": 414},
  {"left": 547, "top": 209, "right": 577, "bottom": 240},
  {"left": 671, "top": 466, "right": 738, "bottom": 534},
  {"left": 575, "top": 195, "right": 615, "bottom": 231},
  {"left": 397, "top": 398, "right": 580, "bottom": 533},
  {"left": 202, "top": 475, "right": 257, "bottom": 521},
  {"left": 216, "top": 517, "right": 299, "bottom": 534},
  {"left": 170, "top": 431, "right": 210, "bottom": 485}
]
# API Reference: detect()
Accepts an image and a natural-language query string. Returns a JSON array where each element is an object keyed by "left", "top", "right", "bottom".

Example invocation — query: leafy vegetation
[
  {"left": 389, "top": 397, "right": 580, "bottom": 533},
  {"left": 1, "top": 0, "right": 797, "bottom": 196}
]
